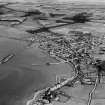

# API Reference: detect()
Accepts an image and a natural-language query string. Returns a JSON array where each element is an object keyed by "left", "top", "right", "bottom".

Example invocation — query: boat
[{"left": 0, "top": 53, "right": 15, "bottom": 64}]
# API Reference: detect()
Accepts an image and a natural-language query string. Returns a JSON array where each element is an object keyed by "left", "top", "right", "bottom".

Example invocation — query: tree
[
  {"left": 23, "top": 9, "right": 42, "bottom": 17},
  {"left": 71, "top": 12, "right": 92, "bottom": 23}
]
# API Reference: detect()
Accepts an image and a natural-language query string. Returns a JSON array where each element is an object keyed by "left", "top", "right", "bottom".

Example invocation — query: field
[{"left": 0, "top": 1, "right": 105, "bottom": 105}]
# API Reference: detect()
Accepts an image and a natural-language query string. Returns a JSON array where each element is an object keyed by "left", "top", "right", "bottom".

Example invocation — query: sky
[
  {"left": 57, "top": 0, "right": 105, "bottom": 2},
  {"left": 1, "top": 0, "right": 105, "bottom": 3},
  {"left": 64, "top": 0, "right": 104, "bottom": 2}
]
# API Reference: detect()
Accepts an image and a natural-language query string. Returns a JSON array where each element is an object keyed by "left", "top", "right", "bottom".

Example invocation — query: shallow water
[{"left": 0, "top": 37, "right": 73, "bottom": 105}]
